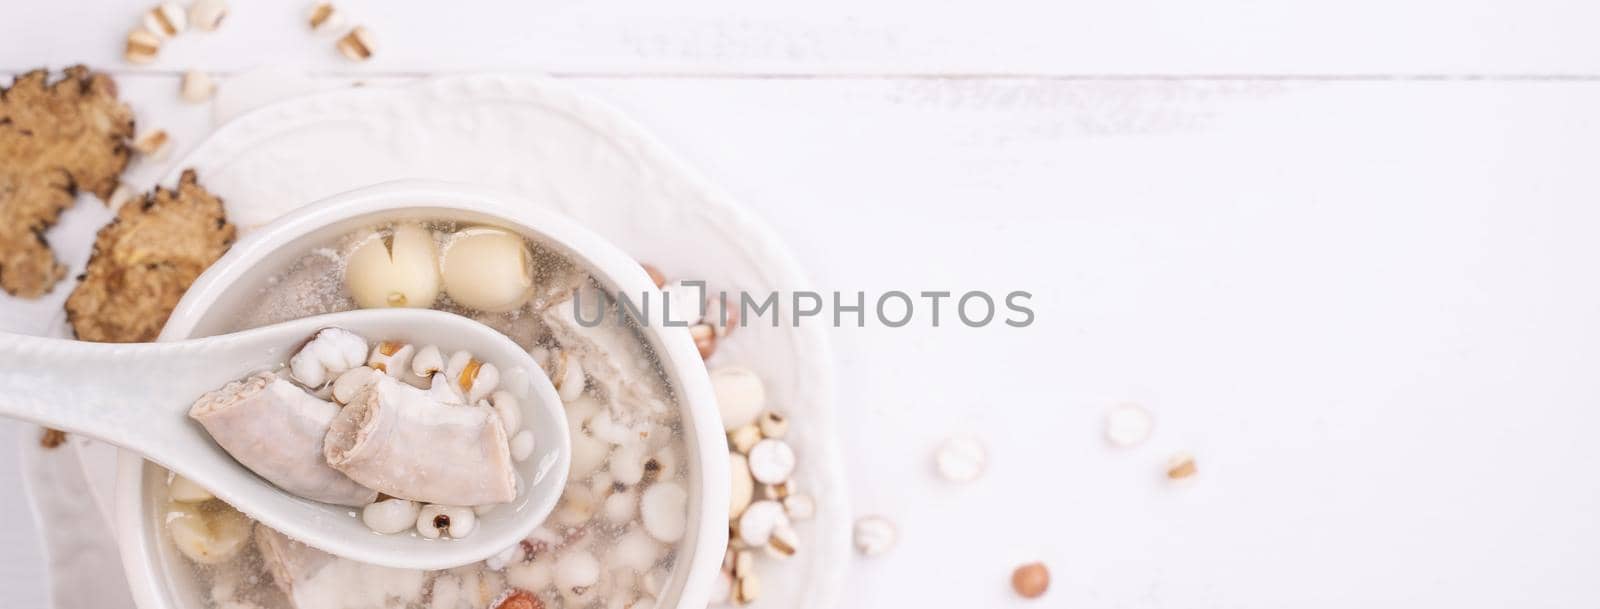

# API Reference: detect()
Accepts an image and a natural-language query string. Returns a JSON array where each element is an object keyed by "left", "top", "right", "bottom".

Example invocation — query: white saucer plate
[{"left": 70, "top": 74, "right": 848, "bottom": 609}]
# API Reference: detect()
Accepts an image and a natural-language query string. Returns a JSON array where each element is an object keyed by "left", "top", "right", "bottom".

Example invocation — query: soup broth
[{"left": 159, "top": 220, "right": 689, "bottom": 609}]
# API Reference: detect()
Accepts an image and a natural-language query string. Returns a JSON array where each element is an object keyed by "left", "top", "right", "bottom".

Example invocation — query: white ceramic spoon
[{"left": 0, "top": 308, "right": 569, "bottom": 571}]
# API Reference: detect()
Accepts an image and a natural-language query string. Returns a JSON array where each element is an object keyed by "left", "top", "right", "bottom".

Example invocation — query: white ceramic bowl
[{"left": 114, "top": 181, "right": 730, "bottom": 609}]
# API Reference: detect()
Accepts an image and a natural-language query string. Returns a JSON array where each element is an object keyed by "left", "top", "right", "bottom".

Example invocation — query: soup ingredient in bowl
[
  {"left": 416, "top": 504, "right": 477, "bottom": 539},
  {"left": 166, "top": 500, "right": 252, "bottom": 564},
  {"left": 490, "top": 390, "right": 522, "bottom": 434},
  {"left": 543, "top": 284, "right": 671, "bottom": 416},
  {"left": 168, "top": 474, "right": 215, "bottom": 503},
  {"left": 360, "top": 497, "right": 420, "bottom": 534},
  {"left": 189, "top": 370, "right": 378, "bottom": 506},
  {"left": 412, "top": 344, "right": 445, "bottom": 377},
  {"left": 494, "top": 591, "right": 541, "bottom": 609},
  {"left": 531, "top": 347, "right": 585, "bottom": 403},
  {"left": 191, "top": 328, "right": 536, "bottom": 538},
  {"left": 325, "top": 378, "right": 516, "bottom": 505},
  {"left": 344, "top": 224, "right": 440, "bottom": 309},
  {"left": 331, "top": 365, "right": 382, "bottom": 404},
  {"left": 640, "top": 481, "right": 688, "bottom": 543},
  {"left": 171, "top": 228, "right": 697, "bottom": 609},
  {"left": 255, "top": 523, "right": 427, "bottom": 606},
  {"left": 366, "top": 340, "right": 416, "bottom": 377},
  {"left": 565, "top": 397, "right": 610, "bottom": 480},
  {"left": 439, "top": 227, "right": 534, "bottom": 312},
  {"left": 446, "top": 349, "right": 501, "bottom": 403},
  {"left": 287, "top": 327, "right": 367, "bottom": 388}
]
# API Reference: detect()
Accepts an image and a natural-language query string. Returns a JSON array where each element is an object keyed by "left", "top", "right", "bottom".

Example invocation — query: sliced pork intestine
[
  {"left": 324, "top": 378, "right": 516, "bottom": 505},
  {"left": 255, "top": 524, "right": 426, "bottom": 609},
  {"left": 189, "top": 372, "right": 377, "bottom": 507},
  {"left": 543, "top": 284, "right": 671, "bottom": 423}
]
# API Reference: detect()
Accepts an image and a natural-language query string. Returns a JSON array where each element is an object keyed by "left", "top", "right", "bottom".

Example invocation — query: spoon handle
[{"left": 0, "top": 333, "right": 276, "bottom": 465}]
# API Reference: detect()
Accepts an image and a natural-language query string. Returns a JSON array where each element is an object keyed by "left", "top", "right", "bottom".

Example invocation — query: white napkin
[{"left": 18, "top": 427, "right": 137, "bottom": 609}]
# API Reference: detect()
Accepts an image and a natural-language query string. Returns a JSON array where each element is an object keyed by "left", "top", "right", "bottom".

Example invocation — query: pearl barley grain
[
  {"left": 734, "top": 572, "right": 761, "bottom": 604},
  {"left": 417, "top": 504, "right": 475, "bottom": 538},
  {"left": 768, "top": 522, "right": 799, "bottom": 558},
  {"left": 307, "top": 1, "right": 345, "bottom": 33},
  {"left": 728, "top": 424, "right": 762, "bottom": 455},
  {"left": 555, "top": 550, "right": 600, "bottom": 591},
  {"left": 485, "top": 544, "right": 521, "bottom": 571},
  {"left": 510, "top": 430, "right": 535, "bottom": 462},
  {"left": 737, "top": 500, "right": 787, "bottom": 547},
  {"left": 710, "top": 366, "right": 765, "bottom": 430},
  {"left": 107, "top": 184, "right": 137, "bottom": 213},
  {"left": 1167, "top": 452, "right": 1198, "bottom": 480},
  {"left": 641, "top": 482, "right": 688, "bottom": 543},
  {"left": 935, "top": 434, "right": 986, "bottom": 482},
  {"left": 490, "top": 390, "right": 522, "bottom": 434},
  {"left": 852, "top": 515, "right": 896, "bottom": 556},
  {"left": 189, "top": 0, "right": 227, "bottom": 31},
  {"left": 180, "top": 70, "right": 216, "bottom": 102},
  {"left": 412, "top": 345, "right": 444, "bottom": 377},
  {"left": 747, "top": 439, "right": 796, "bottom": 485},
  {"left": 556, "top": 353, "right": 585, "bottom": 403},
  {"left": 729, "top": 452, "right": 755, "bottom": 519},
  {"left": 144, "top": 2, "right": 187, "bottom": 39},
  {"left": 366, "top": 341, "right": 414, "bottom": 377},
  {"left": 603, "top": 489, "right": 637, "bottom": 523},
  {"left": 133, "top": 129, "right": 170, "bottom": 159},
  {"left": 1106, "top": 403, "right": 1153, "bottom": 447},
  {"left": 362, "top": 498, "right": 420, "bottom": 534},
  {"left": 756, "top": 410, "right": 788, "bottom": 439},
  {"left": 338, "top": 26, "right": 376, "bottom": 61},
  {"left": 783, "top": 493, "right": 815, "bottom": 520},
  {"left": 443, "top": 506, "right": 476, "bottom": 537},
  {"left": 125, "top": 29, "right": 161, "bottom": 63},
  {"left": 613, "top": 528, "right": 663, "bottom": 572}
]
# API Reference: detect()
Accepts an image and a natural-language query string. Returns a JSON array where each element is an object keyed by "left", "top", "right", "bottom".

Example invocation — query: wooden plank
[{"left": 1, "top": 0, "right": 1598, "bottom": 75}]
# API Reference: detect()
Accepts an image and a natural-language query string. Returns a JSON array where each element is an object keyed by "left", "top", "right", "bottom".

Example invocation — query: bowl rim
[{"left": 114, "top": 180, "right": 730, "bottom": 609}]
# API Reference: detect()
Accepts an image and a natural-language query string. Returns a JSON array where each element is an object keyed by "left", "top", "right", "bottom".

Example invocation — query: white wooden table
[{"left": 5, "top": 1, "right": 1600, "bottom": 607}]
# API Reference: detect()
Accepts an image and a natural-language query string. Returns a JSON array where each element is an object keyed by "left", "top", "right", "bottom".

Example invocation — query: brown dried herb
[
  {"left": 0, "top": 66, "right": 135, "bottom": 297},
  {"left": 65, "top": 169, "right": 235, "bottom": 343}
]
